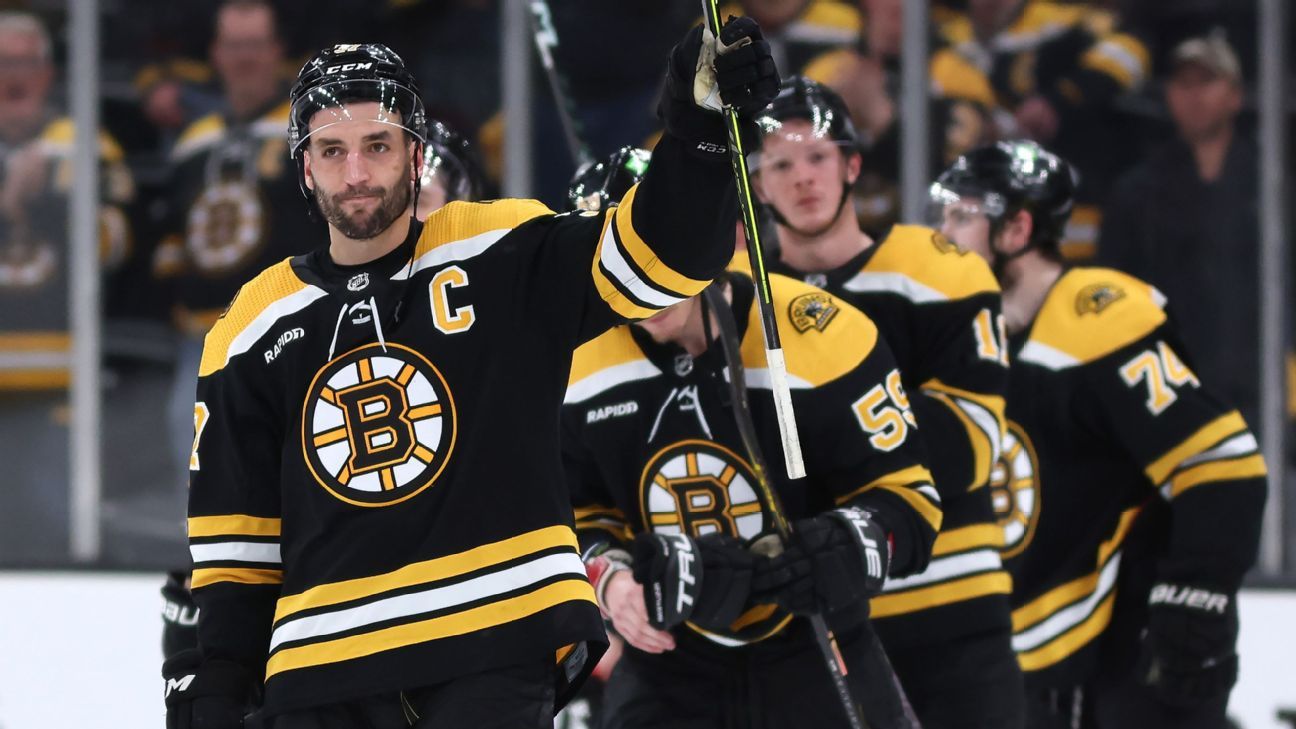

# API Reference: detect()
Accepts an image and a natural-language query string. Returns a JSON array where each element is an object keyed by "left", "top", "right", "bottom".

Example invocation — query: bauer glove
[
  {"left": 632, "top": 532, "right": 756, "bottom": 630},
  {"left": 753, "top": 508, "right": 890, "bottom": 616},
  {"left": 163, "top": 649, "right": 255, "bottom": 729},
  {"left": 660, "top": 16, "right": 779, "bottom": 157},
  {"left": 1139, "top": 581, "right": 1240, "bottom": 708}
]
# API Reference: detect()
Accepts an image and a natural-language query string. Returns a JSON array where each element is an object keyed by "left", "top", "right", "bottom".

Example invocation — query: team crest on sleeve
[
  {"left": 1075, "top": 283, "right": 1125, "bottom": 315},
  {"left": 639, "top": 440, "right": 764, "bottom": 539},
  {"left": 788, "top": 292, "right": 840, "bottom": 334},
  {"left": 991, "top": 421, "right": 1041, "bottom": 559},
  {"left": 302, "top": 342, "right": 457, "bottom": 507}
]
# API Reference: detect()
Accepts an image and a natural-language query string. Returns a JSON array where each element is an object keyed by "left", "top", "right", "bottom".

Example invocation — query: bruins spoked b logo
[
  {"left": 302, "top": 342, "right": 456, "bottom": 506},
  {"left": 990, "top": 421, "right": 1041, "bottom": 559},
  {"left": 639, "top": 440, "right": 764, "bottom": 540}
]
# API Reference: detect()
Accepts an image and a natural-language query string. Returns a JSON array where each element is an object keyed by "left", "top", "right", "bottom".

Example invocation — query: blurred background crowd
[{"left": 0, "top": 0, "right": 1293, "bottom": 580}]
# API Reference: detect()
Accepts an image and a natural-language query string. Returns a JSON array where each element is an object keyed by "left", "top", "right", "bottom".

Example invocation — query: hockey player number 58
[
  {"left": 852, "top": 369, "right": 919, "bottom": 451},
  {"left": 1118, "top": 341, "right": 1200, "bottom": 416}
]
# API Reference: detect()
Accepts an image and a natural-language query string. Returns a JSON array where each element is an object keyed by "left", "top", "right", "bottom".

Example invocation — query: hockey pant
[
  {"left": 268, "top": 660, "right": 554, "bottom": 729},
  {"left": 886, "top": 626, "right": 1025, "bottom": 729},
  {"left": 1025, "top": 678, "right": 1231, "bottom": 729}
]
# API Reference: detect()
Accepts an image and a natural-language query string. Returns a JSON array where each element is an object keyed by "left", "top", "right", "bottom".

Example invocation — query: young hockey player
[
  {"left": 163, "top": 17, "right": 781, "bottom": 728},
  {"left": 934, "top": 140, "right": 1267, "bottom": 728},
  {"left": 564, "top": 148, "right": 943, "bottom": 728},
  {"left": 757, "top": 77, "right": 1023, "bottom": 728}
]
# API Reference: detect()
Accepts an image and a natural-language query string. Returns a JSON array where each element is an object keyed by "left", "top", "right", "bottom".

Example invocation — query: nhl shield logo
[
  {"left": 301, "top": 342, "right": 456, "bottom": 506},
  {"left": 788, "top": 292, "right": 839, "bottom": 334},
  {"left": 347, "top": 272, "right": 370, "bottom": 292},
  {"left": 991, "top": 421, "right": 1041, "bottom": 559}
]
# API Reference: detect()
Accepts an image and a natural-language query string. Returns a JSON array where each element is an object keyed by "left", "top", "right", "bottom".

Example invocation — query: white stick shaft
[{"left": 763, "top": 347, "right": 806, "bottom": 479}]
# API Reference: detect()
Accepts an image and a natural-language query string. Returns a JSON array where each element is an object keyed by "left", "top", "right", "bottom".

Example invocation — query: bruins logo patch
[
  {"left": 302, "top": 342, "right": 456, "bottom": 507},
  {"left": 1075, "top": 283, "right": 1125, "bottom": 315},
  {"left": 788, "top": 292, "right": 839, "bottom": 334},
  {"left": 990, "top": 421, "right": 1041, "bottom": 559},
  {"left": 929, "top": 230, "right": 963, "bottom": 255},
  {"left": 639, "top": 439, "right": 764, "bottom": 540},
  {"left": 186, "top": 180, "right": 265, "bottom": 274}
]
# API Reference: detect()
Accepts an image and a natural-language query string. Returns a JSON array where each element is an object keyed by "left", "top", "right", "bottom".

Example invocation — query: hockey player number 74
[{"left": 1118, "top": 341, "right": 1200, "bottom": 416}]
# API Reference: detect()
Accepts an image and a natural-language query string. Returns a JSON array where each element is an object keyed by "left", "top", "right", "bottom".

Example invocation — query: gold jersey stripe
[
  {"left": 192, "top": 567, "right": 283, "bottom": 589},
  {"left": 198, "top": 259, "right": 311, "bottom": 377},
  {"left": 265, "top": 578, "right": 595, "bottom": 679},
  {"left": 925, "top": 390, "right": 996, "bottom": 491},
  {"left": 837, "top": 465, "right": 942, "bottom": 532},
  {"left": 591, "top": 213, "right": 661, "bottom": 321},
  {"left": 1169, "top": 453, "right": 1268, "bottom": 499},
  {"left": 1011, "top": 507, "right": 1139, "bottom": 632},
  {"left": 871, "top": 571, "right": 1012, "bottom": 619},
  {"left": 612, "top": 184, "right": 709, "bottom": 299},
  {"left": 188, "top": 514, "right": 282, "bottom": 538},
  {"left": 933, "top": 524, "right": 1006, "bottom": 557},
  {"left": 573, "top": 504, "right": 628, "bottom": 521},
  {"left": 1144, "top": 411, "right": 1248, "bottom": 485},
  {"left": 1017, "top": 593, "right": 1116, "bottom": 672},
  {"left": 273, "top": 525, "right": 579, "bottom": 622}
]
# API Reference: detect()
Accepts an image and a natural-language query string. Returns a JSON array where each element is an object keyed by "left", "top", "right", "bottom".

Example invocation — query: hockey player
[
  {"left": 932, "top": 140, "right": 1267, "bottom": 728},
  {"left": 414, "top": 119, "right": 488, "bottom": 219},
  {"left": 163, "top": 17, "right": 780, "bottom": 728},
  {"left": 564, "top": 149, "right": 943, "bottom": 728},
  {"left": 756, "top": 77, "right": 1022, "bottom": 728}
]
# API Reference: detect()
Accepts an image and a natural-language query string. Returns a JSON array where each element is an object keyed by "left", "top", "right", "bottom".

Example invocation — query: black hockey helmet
[
  {"left": 930, "top": 140, "right": 1078, "bottom": 253},
  {"left": 566, "top": 146, "right": 651, "bottom": 213},
  {"left": 750, "top": 76, "right": 861, "bottom": 166},
  {"left": 421, "top": 119, "right": 487, "bottom": 204},
  {"left": 288, "top": 43, "right": 427, "bottom": 198}
]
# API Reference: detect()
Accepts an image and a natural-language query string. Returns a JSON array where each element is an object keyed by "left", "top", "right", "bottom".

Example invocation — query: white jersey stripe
[
  {"left": 1012, "top": 551, "right": 1123, "bottom": 652},
  {"left": 882, "top": 548, "right": 1003, "bottom": 592},
  {"left": 190, "top": 541, "right": 282, "bottom": 565},
  {"left": 223, "top": 286, "right": 328, "bottom": 370},
  {"left": 565, "top": 359, "right": 662, "bottom": 404},
  {"left": 599, "top": 224, "right": 688, "bottom": 308},
  {"left": 842, "top": 271, "right": 948, "bottom": 303}
]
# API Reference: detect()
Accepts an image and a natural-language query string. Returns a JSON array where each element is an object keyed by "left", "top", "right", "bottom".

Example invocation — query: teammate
[
  {"left": 933, "top": 140, "right": 1266, "bottom": 727},
  {"left": 414, "top": 119, "right": 488, "bottom": 220},
  {"left": 163, "top": 16, "right": 780, "bottom": 728},
  {"left": 756, "top": 77, "right": 1022, "bottom": 728},
  {"left": 563, "top": 148, "right": 943, "bottom": 728}
]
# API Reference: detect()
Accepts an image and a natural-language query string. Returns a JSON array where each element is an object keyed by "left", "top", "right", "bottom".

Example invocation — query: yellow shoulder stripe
[
  {"left": 198, "top": 259, "right": 320, "bottom": 377},
  {"left": 1019, "top": 267, "right": 1166, "bottom": 369},
  {"left": 930, "top": 49, "right": 997, "bottom": 107},
  {"left": 611, "top": 184, "right": 709, "bottom": 299},
  {"left": 566, "top": 324, "right": 656, "bottom": 402},
  {"left": 417, "top": 198, "right": 552, "bottom": 258},
  {"left": 854, "top": 225, "right": 1000, "bottom": 302},
  {"left": 742, "top": 274, "right": 878, "bottom": 388},
  {"left": 1168, "top": 454, "right": 1267, "bottom": 500}
]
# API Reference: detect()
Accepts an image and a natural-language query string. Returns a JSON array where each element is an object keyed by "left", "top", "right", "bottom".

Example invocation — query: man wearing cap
[
  {"left": 160, "top": 17, "right": 780, "bottom": 729},
  {"left": 1097, "top": 32, "right": 1263, "bottom": 435}
]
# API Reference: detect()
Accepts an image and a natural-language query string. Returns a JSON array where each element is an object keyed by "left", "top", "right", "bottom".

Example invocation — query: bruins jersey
[
  {"left": 154, "top": 99, "right": 320, "bottom": 337},
  {"left": 714, "top": 0, "right": 862, "bottom": 76},
  {"left": 187, "top": 134, "right": 737, "bottom": 713},
  {"left": 0, "top": 117, "right": 134, "bottom": 389},
  {"left": 1000, "top": 267, "right": 1266, "bottom": 687},
  {"left": 803, "top": 48, "right": 996, "bottom": 236},
  {"left": 940, "top": 1, "right": 1149, "bottom": 260},
  {"left": 564, "top": 272, "right": 941, "bottom": 649},
  {"left": 768, "top": 225, "right": 1011, "bottom": 649}
]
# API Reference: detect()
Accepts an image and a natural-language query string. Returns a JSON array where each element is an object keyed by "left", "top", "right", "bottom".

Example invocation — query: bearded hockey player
[
  {"left": 564, "top": 149, "right": 943, "bottom": 728},
  {"left": 162, "top": 17, "right": 780, "bottom": 728},
  {"left": 756, "top": 77, "right": 1022, "bottom": 728},
  {"left": 933, "top": 140, "right": 1266, "bottom": 728}
]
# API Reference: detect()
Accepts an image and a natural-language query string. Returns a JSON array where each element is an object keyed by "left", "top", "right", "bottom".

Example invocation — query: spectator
[
  {"left": 723, "top": 0, "right": 863, "bottom": 76},
  {"left": 1097, "top": 32, "right": 1262, "bottom": 432},
  {"left": 151, "top": 0, "right": 316, "bottom": 493},
  {"left": 804, "top": 0, "right": 999, "bottom": 235},
  {"left": 0, "top": 10, "right": 134, "bottom": 564},
  {"left": 940, "top": 0, "right": 1150, "bottom": 259}
]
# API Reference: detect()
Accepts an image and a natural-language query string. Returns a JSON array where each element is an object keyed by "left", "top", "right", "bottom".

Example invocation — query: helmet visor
[
  {"left": 927, "top": 181, "right": 1006, "bottom": 228},
  {"left": 290, "top": 78, "right": 425, "bottom": 157}
]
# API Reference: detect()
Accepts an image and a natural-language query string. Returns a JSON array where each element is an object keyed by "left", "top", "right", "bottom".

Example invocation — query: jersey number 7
[{"left": 1118, "top": 341, "right": 1200, "bottom": 416}]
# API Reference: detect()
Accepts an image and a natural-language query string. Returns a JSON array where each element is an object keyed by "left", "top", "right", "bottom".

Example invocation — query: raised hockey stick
[
  {"left": 527, "top": 0, "right": 594, "bottom": 167},
  {"left": 699, "top": 0, "right": 805, "bottom": 480}
]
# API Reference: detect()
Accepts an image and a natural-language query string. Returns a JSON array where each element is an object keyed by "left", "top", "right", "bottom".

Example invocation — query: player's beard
[{"left": 316, "top": 162, "right": 413, "bottom": 240}]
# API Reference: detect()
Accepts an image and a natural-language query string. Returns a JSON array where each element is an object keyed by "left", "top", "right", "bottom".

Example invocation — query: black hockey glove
[
  {"left": 162, "top": 572, "right": 200, "bottom": 660},
  {"left": 753, "top": 508, "right": 890, "bottom": 616},
  {"left": 660, "top": 16, "right": 779, "bottom": 158},
  {"left": 632, "top": 532, "right": 756, "bottom": 630},
  {"left": 163, "top": 649, "right": 255, "bottom": 729},
  {"left": 1139, "top": 581, "right": 1240, "bottom": 709}
]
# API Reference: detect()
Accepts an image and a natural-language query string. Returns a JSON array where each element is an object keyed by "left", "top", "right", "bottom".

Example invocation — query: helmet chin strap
[
  {"left": 987, "top": 216, "right": 1036, "bottom": 280},
  {"left": 768, "top": 181, "right": 854, "bottom": 240}
]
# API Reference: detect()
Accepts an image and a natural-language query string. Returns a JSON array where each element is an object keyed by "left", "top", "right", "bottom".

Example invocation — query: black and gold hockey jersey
[
  {"left": 563, "top": 271, "right": 941, "bottom": 649},
  {"left": 0, "top": 117, "right": 134, "bottom": 389},
  {"left": 187, "top": 134, "right": 736, "bottom": 714},
  {"left": 939, "top": 1, "right": 1150, "bottom": 260},
  {"left": 714, "top": 0, "right": 862, "bottom": 77},
  {"left": 1000, "top": 267, "right": 1266, "bottom": 687},
  {"left": 768, "top": 225, "right": 1010, "bottom": 649},
  {"left": 154, "top": 100, "right": 320, "bottom": 337}
]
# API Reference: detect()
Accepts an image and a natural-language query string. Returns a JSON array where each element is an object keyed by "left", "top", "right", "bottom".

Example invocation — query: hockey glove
[
  {"left": 632, "top": 532, "right": 759, "bottom": 630},
  {"left": 660, "top": 16, "right": 779, "bottom": 158},
  {"left": 753, "top": 508, "right": 890, "bottom": 616},
  {"left": 161, "top": 572, "right": 199, "bottom": 660},
  {"left": 163, "top": 649, "right": 254, "bottom": 729},
  {"left": 1139, "top": 581, "right": 1240, "bottom": 708}
]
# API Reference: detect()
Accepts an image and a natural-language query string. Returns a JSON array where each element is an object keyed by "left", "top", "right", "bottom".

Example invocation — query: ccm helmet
[
  {"left": 566, "top": 147, "right": 651, "bottom": 213},
  {"left": 288, "top": 43, "right": 427, "bottom": 198}
]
